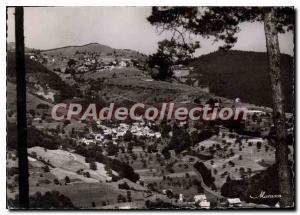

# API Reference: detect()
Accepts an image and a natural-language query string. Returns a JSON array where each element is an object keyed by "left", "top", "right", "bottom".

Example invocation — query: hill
[
  {"left": 189, "top": 50, "right": 294, "bottom": 112},
  {"left": 41, "top": 43, "right": 147, "bottom": 61},
  {"left": 7, "top": 52, "right": 80, "bottom": 101},
  {"left": 7, "top": 42, "right": 35, "bottom": 53}
]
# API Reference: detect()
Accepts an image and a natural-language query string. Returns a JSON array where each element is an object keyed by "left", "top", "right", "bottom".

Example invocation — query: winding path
[{"left": 189, "top": 163, "right": 224, "bottom": 200}]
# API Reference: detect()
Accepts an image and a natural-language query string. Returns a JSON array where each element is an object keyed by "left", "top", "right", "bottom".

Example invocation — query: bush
[
  {"left": 117, "top": 194, "right": 127, "bottom": 203},
  {"left": 118, "top": 182, "right": 130, "bottom": 190},
  {"left": 84, "top": 172, "right": 91, "bottom": 178},
  {"left": 30, "top": 191, "right": 75, "bottom": 209},
  {"left": 194, "top": 162, "right": 214, "bottom": 186},
  {"left": 43, "top": 165, "right": 50, "bottom": 173},
  {"left": 65, "top": 176, "right": 70, "bottom": 184},
  {"left": 53, "top": 179, "right": 60, "bottom": 185},
  {"left": 89, "top": 162, "right": 97, "bottom": 170},
  {"left": 257, "top": 141, "right": 262, "bottom": 150}
]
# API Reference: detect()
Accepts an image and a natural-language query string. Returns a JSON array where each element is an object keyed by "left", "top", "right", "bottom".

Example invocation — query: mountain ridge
[
  {"left": 40, "top": 42, "right": 111, "bottom": 52},
  {"left": 40, "top": 42, "right": 147, "bottom": 62},
  {"left": 189, "top": 50, "right": 294, "bottom": 112}
]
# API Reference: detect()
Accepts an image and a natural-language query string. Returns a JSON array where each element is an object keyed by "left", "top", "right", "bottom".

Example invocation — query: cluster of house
[
  {"left": 116, "top": 193, "right": 243, "bottom": 209},
  {"left": 163, "top": 192, "right": 243, "bottom": 209},
  {"left": 74, "top": 53, "right": 136, "bottom": 73},
  {"left": 79, "top": 121, "right": 161, "bottom": 146},
  {"left": 27, "top": 50, "right": 139, "bottom": 75},
  {"left": 27, "top": 52, "right": 52, "bottom": 65},
  {"left": 172, "top": 64, "right": 192, "bottom": 80},
  {"left": 193, "top": 195, "right": 242, "bottom": 209}
]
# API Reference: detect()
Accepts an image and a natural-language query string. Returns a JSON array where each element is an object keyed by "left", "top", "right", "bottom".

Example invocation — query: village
[
  {"left": 6, "top": 35, "right": 294, "bottom": 209},
  {"left": 13, "top": 91, "right": 284, "bottom": 209}
]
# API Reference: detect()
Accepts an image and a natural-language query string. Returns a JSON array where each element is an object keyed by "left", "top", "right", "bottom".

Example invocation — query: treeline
[
  {"left": 193, "top": 161, "right": 215, "bottom": 189},
  {"left": 7, "top": 123, "right": 60, "bottom": 150},
  {"left": 8, "top": 191, "right": 75, "bottom": 209},
  {"left": 75, "top": 144, "right": 140, "bottom": 182},
  {"left": 162, "top": 123, "right": 216, "bottom": 159},
  {"left": 163, "top": 123, "right": 191, "bottom": 156}
]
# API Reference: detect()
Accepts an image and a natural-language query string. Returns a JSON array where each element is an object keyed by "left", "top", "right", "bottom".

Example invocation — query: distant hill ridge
[
  {"left": 40, "top": 42, "right": 111, "bottom": 52},
  {"left": 7, "top": 42, "right": 294, "bottom": 112},
  {"left": 8, "top": 42, "right": 146, "bottom": 61},
  {"left": 41, "top": 42, "right": 147, "bottom": 61},
  {"left": 190, "top": 50, "right": 294, "bottom": 112}
]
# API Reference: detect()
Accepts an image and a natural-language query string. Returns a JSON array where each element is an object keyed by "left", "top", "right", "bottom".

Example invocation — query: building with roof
[
  {"left": 194, "top": 194, "right": 207, "bottom": 203},
  {"left": 194, "top": 194, "right": 210, "bottom": 209},
  {"left": 199, "top": 201, "right": 210, "bottom": 209},
  {"left": 227, "top": 198, "right": 242, "bottom": 207}
]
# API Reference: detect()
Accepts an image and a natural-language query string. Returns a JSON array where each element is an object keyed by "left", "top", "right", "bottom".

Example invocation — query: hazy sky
[{"left": 7, "top": 7, "right": 294, "bottom": 56}]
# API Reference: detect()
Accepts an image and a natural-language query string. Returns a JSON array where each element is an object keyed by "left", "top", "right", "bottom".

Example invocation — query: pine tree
[{"left": 148, "top": 7, "right": 294, "bottom": 207}]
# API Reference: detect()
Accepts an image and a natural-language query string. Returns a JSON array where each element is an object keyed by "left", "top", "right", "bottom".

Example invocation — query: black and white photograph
[{"left": 5, "top": 6, "right": 295, "bottom": 210}]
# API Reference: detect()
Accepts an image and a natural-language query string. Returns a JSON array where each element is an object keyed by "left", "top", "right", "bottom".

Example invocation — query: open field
[
  {"left": 7, "top": 82, "right": 53, "bottom": 113},
  {"left": 28, "top": 146, "right": 118, "bottom": 182}
]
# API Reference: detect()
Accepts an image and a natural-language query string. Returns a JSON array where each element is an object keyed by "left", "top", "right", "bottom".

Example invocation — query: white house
[
  {"left": 173, "top": 69, "right": 190, "bottom": 78},
  {"left": 118, "top": 205, "right": 131, "bottom": 209},
  {"left": 194, "top": 194, "right": 207, "bottom": 203},
  {"left": 119, "top": 61, "right": 127, "bottom": 67},
  {"left": 227, "top": 198, "right": 242, "bottom": 207},
  {"left": 199, "top": 201, "right": 210, "bottom": 209},
  {"left": 194, "top": 194, "right": 210, "bottom": 209},
  {"left": 179, "top": 193, "right": 184, "bottom": 203}
]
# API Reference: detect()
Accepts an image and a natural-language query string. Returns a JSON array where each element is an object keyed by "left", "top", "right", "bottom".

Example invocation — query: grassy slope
[
  {"left": 7, "top": 82, "right": 53, "bottom": 112},
  {"left": 7, "top": 52, "right": 79, "bottom": 100},
  {"left": 41, "top": 43, "right": 146, "bottom": 61},
  {"left": 190, "top": 50, "right": 294, "bottom": 112}
]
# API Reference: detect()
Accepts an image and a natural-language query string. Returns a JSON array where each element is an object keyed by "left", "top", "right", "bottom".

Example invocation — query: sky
[{"left": 7, "top": 7, "right": 294, "bottom": 56}]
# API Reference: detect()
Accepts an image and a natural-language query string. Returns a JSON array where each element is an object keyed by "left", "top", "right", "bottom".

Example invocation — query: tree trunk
[
  {"left": 263, "top": 8, "right": 293, "bottom": 208},
  {"left": 15, "top": 6, "right": 29, "bottom": 208}
]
